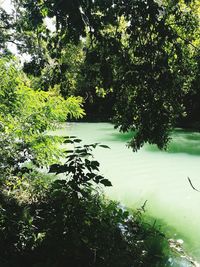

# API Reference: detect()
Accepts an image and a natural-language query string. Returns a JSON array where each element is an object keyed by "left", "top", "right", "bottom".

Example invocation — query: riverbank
[{"left": 61, "top": 122, "right": 200, "bottom": 263}]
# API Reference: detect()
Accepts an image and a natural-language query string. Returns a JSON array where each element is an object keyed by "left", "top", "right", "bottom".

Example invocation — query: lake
[{"left": 53, "top": 122, "right": 200, "bottom": 265}]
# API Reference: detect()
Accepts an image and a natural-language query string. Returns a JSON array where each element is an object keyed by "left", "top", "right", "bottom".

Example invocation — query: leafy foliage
[
  {"left": 0, "top": 2, "right": 199, "bottom": 266},
  {"left": 0, "top": 57, "right": 85, "bottom": 182},
  {"left": 0, "top": 78, "right": 172, "bottom": 266},
  {"left": 0, "top": 145, "right": 170, "bottom": 267},
  {"left": 1, "top": 0, "right": 199, "bottom": 149},
  {"left": 49, "top": 138, "right": 112, "bottom": 194}
]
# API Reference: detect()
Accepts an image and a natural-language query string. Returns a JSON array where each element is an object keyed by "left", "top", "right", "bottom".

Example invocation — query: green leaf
[
  {"left": 63, "top": 139, "right": 74, "bottom": 144},
  {"left": 49, "top": 164, "right": 61, "bottom": 173},
  {"left": 123, "top": 211, "right": 129, "bottom": 219},
  {"left": 73, "top": 139, "right": 82, "bottom": 143},
  {"left": 100, "top": 179, "right": 112, "bottom": 187},
  {"left": 99, "top": 144, "right": 110, "bottom": 149}
]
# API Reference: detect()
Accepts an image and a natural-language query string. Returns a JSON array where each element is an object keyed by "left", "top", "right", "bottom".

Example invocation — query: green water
[{"left": 54, "top": 122, "right": 200, "bottom": 264}]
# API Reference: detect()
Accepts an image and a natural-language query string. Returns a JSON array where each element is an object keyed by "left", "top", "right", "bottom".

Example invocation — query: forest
[{"left": 0, "top": 0, "right": 200, "bottom": 266}]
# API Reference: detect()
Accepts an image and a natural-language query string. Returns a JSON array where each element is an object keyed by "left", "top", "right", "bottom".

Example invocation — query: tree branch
[{"left": 187, "top": 177, "right": 200, "bottom": 192}]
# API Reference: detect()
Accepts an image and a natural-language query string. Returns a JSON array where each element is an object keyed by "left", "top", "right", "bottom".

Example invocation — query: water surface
[{"left": 54, "top": 122, "right": 200, "bottom": 263}]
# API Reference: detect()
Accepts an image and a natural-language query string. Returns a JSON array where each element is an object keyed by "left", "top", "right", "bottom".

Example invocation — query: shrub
[
  {"left": 0, "top": 141, "right": 170, "bottom": 267},
  {"left": 0, "top": 184, "right": 170, "bottom": 267}
]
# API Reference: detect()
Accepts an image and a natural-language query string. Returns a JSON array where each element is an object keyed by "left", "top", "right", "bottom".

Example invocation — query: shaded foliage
[
  {"left": 0, "top": 55, "right": 171, "bottom": 266},
  {"left": 1, "top": 0, "right": 198, "bottom": 149},
  {"left": 49, "top": 138, "right": 112, "bottom": 194},
  {"left": 0, "top": 2, "right": 199, "bottom": 266},
  {"left": 0, "top": 142, "right": 170, "bottom": 267}
]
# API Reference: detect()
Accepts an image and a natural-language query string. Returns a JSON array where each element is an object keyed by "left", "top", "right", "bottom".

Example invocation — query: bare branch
[{"left": 187, "top": 177, "right": 200, "bottom": 192}]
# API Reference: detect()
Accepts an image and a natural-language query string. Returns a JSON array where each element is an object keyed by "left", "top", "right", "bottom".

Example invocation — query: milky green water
[{"left": 54, "top": 122, "right": 200, "bottom": 264}]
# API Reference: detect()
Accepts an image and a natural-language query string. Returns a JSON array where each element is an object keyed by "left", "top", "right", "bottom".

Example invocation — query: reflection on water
[
  {"left": 146, "top": 129, "right": 200, "bottom": 156},
  {"left": 169, "top": 129, "right": 200, "bottom": 156},
  {"left": 108, "top": 131, "right": 134, "bottom": 142},
  {"left": 102, "top": 126, "right": 200, "bottom": 156},
  {"left": 54, "top": 123, "right": 200, "bottom": 264}
]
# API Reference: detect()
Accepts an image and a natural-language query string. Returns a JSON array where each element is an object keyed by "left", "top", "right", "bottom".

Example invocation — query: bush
[
  {"left": 0, "top": 141, "right": 170, "bottom": 267},
  {"left": 0, "top": 184, "right": 170, "bottom": 267}
]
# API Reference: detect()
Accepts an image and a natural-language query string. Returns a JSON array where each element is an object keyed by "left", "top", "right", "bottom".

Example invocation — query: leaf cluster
[
  {"left": 0, "top": 177, "right": 170, "bottom": 267},
  {"left": 7, "top": 0, "right": 200, "bottom": 149},
  {"left": 49, "top": 138, "right": 112, "bottom": 195},
  {"left": 0, "top": 57, "right": 85, "bottom": 182}
]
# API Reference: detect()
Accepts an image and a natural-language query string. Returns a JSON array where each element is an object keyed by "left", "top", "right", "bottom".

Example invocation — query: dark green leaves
[
  {"left": 49, "top": 138, "right": 112, "bottom": 193},
  {"left": 99, "top": 144, "right": 110, "bottom": 149},
  {"left": 2, "top": 0, "right": 199, "bottom": 151},
  {"left": 100, "top": 179, "right": 112, "bottom": 187}
]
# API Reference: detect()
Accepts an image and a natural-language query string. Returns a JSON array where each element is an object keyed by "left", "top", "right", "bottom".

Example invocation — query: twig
[{"left": 187, "top": 177, "right": 200, "bottom": 192}]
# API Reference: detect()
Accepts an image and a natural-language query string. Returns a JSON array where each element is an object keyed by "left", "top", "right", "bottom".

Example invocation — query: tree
[
  {"left": 1, "top": 0, "right": 200, "bottom": 150},
  {"left": 0, "top": 4, "right": 198, "bottom": 265},
  {"left": 0, "top": 57, "right": 172, "bottom": 267},
  {"left": 0, "top": 57, "right": 85, "bottom": 183}
]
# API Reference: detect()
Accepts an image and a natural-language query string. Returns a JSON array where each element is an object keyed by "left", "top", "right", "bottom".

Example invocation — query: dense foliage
[
  {"left": 1, "top": 0, "right": 199, "bottom": 149},
  {"left": 0, "top": 140, "right": 170, "bottom": 267},
  {"left": 0, "top": 57, "right": 84, "bottom": 182},
  {"left": 0, "top": 56, "right": 172, "bottom": 266},
  {"left": 0, "top": 0, "right": 199, "bottom": 266},
  {"left": 0, "top": 186, "right": 170, "bottom": 267}
]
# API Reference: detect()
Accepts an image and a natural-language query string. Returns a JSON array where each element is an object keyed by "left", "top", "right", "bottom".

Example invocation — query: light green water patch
[{"left": 59, "top": 122, "right": 200, "bottom": 263}]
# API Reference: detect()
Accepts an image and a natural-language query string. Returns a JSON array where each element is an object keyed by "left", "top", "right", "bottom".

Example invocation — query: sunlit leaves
[
  {"left": 0, "top": 58, "right": 85, "bottom": 179},
  {"left": 1, "top": 0, "right": 200, "bottom": 150}
]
